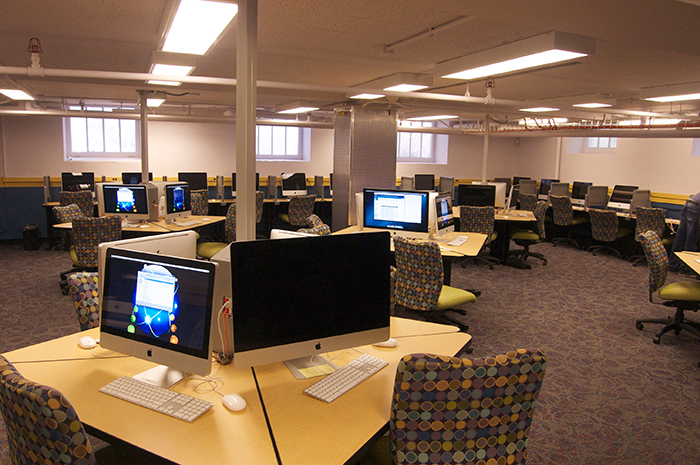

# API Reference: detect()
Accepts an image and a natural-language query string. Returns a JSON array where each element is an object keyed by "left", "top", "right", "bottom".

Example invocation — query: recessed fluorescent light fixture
[
  {"left": 146, "top": 98, "right": 166, "bottom": 108},
  {"left": 349, "top": 93, "right": 385, "bottom": 100},
  {"left": 384, "top": 84, "right": 428, "bottom": 92},
  {"left": 162, "top": 0, "right": 238, "bottom": 55},
  {"left": 640, "top": 82, "right": 700, "bottom": 103},
  {"left": 276, "top": 101, "right": 320, "bottom": 114},
  {"left": 520, "top": 107, "right": 560, "bottom": 113},
  {"left": 436, "top": 31, "right": 594, "bottom": 81},
  {"left": 646, "top": 93, "right": 700, "bottom": 103},
  {"left": 363, "top": 73, "right": 431, "bottom": 93},
  {"left": 573, "top": 102, "right": 612, "bottom": 108},
  {"left": 0, "top": 89, "right": 34, "bottom": 100},
  {"left": 407, "top": 115, "right": 458, "bottom": 121}
]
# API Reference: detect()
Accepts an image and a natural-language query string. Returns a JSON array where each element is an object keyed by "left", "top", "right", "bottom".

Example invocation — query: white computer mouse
[
  {"left": 78, "top": 336, "right": 97, "bottom": 349},
  {"left": 222, "top": 394, "right": 246, "bottom": 412},
  {"left": 373, "top": 338, "right": 397, "bottom": 348},
  {"left": 202, "top": 217, "right": 210, "bottom": 221},
  {"left": 139, "top": 224, "right": 150, "bottom": 228}
]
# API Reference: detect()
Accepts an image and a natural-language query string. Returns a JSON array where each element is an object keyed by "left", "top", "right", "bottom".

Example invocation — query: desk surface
[
  {"left": 676, "top": 251, "right": 700, "bottom": 274},
  {"left": 53, "top": 215, "right": 224, "bottom": 233},
  {"left": 452, "top": 206, "right": 536, "bottom": 222},
  {"left": 3, "top": 317, "right": 470, "bottom": 465}
]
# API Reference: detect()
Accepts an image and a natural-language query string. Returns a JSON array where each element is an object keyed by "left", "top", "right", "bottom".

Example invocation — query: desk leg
[
  {"left": 493, "top": 221, "right": 531, "bottom": 269},
  {"left": 44, "top": 206, "right": 60, "bottom": 250}
]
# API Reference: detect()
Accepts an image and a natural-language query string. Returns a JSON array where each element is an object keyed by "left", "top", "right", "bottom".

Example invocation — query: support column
[{"left": 482, "top": 114, "right": 490, "bottom": 182}]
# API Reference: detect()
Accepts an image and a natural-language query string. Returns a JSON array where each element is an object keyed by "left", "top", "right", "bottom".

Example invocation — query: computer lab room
[{"left": 1, "top": 1, "right": 700, "bottom": 464}]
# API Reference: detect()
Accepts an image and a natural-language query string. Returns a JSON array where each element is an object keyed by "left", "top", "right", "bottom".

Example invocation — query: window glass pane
[
  {"left": 286, "top": 127, "right": 299, "bottom": 156},
  {"left": 421, "top": 133, "right": 433, "bottom": 158},
  {"left": 598, "top": 137, "right": 610, "bottom": 148},
  {"left": 104, "top": 119, "right": 120, "bottom": 152},
  {"left": 397, "top": 133, "right": 409, "bottom": 158},
  {"left": 87, "top": 118, "right": 104, "bottom": 152},
  {"left": 272, "top": 126, "right": 286, "bottom": 155},
  {"left": 120, "top": 120, "right": 136, "bottom": 152},
  {"left": 610, "top": 137, "right": 618, "bottom": 148},
  {"left": 258, "top": 125, "right": 272, "bottom": 156},
  {"left": 409, "top": 133, "right": 422, "bottom": 158},
  {"left": 70, "top": 117, "right": 88, "bottom": 152},
  {"left": 587, "top": 137, "right": 598, "bottom": 148}
]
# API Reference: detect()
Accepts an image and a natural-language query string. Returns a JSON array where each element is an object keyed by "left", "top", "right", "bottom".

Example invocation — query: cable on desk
[{"left": 251, "top": 367, "right": 283, "bottom": 465}]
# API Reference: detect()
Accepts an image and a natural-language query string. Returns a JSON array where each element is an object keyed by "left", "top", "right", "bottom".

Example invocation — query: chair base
[
  {"left": 508, "top": 248, "right": 547, "bottom": 268},
  {"left": 461, "top": 253, "right": 499, "bottom": 270},
  {"left": 552, "top": 237, "right": 580, "bottom": 249},
  {"left": 588, "top": 244, "right": 623, "bottom": 258},
  {"left": 635, "top": 307, "right": 700, "bottom": 344},
  {"left": 393, "top": 305, "right": 469, "bottom": 333}
]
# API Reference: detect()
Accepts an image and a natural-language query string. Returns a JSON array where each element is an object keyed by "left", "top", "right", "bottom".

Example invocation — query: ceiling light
[
  {"left": 436, "top": 31, "right": 594, "bottom": 81},
  {"left": 276, "top": 101, "right": 320, "bottom": 114},
  {"left": 0, "top": 89, "right": 34, "bottom": 100},
  {"left": 162, "top": 0, "right": 238, "bottom": 55},
  {"left": 147, "top": 51, "right": 198, "bottom": 85},
  {"left": 407, "top": 115, "right": 458, "bottom": 121},
  {"left": 362, "top": 73, "right": 431, "bottom": 93},
  {"left": 640, "top": 82, "right": 700, "bottom": 103},
  {"left": 384, "top": 84, "right": 428, "bottom": 92},
  {"left": 348, "top": 93, "right": 385, "bottom": 100},
  {"left": 520, "top": 107, "right": 560, "bottom": 113},
  {"left": 573, "top": 103, "right": 612, "bottom": 108},
  {"left": 646, "top": 93, "right": 700, "bottom": 103},
  {"left": 146, "top": 98, "right": 165, "bottom": 108},
  {"left": 519, "top": 117, "right": 568, "bottom": 126}
]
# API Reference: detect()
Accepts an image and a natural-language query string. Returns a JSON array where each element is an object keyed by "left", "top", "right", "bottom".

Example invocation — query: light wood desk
[
  {"left": 2, "top": 318, "right": 470, "bottom": 465},
  {"left": 54, "top": 215, "right": 225, "bottom": 234},
  {"left": 676, "top": 251, "right": 700, "bottom": 274}
]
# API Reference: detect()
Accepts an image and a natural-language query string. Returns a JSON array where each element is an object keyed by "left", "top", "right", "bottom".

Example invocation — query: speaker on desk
[
  {"left": 216, "top": 175, "right": 224, "bottom": 200},
  {"left": 43, "top": 175, "right": 52, "bottom": 203},
  {"left": 355, "top": 192, "right": 363, "bottom": 231}
]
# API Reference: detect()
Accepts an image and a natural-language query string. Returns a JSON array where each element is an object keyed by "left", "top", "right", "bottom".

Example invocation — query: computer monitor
[
  {"left": 432, "top": 192, "right": 455, "bottom": 237},
  {"left": 229, "top": 233, "right": 391, "bottom": 377},
  {"left": 585, "top": 185, "right": 609, "bottom": 209},
  {"left": 414, "top": 174, "right": 435, "bottom": 191},
  {"left": 538, "top": 179, "right": 559, "bottom": 200},
  {"left": 457, "top": 184, "right": 496, "bottom": 207},
  {"left": 630, "top": 189, "right": 651, "bottom": 214},
  {"left": 513, "top": 176, "right": 530, "bottom": 186},
  {"left": 399, "top": 176, "right": 413, "bottom": 190},
  {"left": 473, "top": 182, "right": 507, "bottom": 207},
  {"left": 97, "top": 183, "right": 150, "bottom": 223},
  {"left": 362, "top": 188, "right": 430, "bottom": 239},
  {"left": 231, "top": 172, "right": 260, "bottom": 197},
  {"left": 519, "top": 179, "right": 538, "bottom": 196},
  {"left": 281, "top": 172, "right": 307, "bottom": 197},
  {"left": 571, "top": 181, "right": 592, "bottom": 206},
  {"left": 61, "top": 172, "right": 95, "bottom": 192},
  {"left": 164, "top": 183, "right": 191, "bottom": 222},
  {"left": 438, "top": 176, "right": 454, "bottom": 196},
  {"left": 494, "top": 178, "right": 512, "bottom": 193},
  {"left": 100, "top": 248, "right": 217, "bottom": 387},
  {"left": 608, "top": 184, "right": 639, "bottom": 210},
  {"left": 505, "top": 185, "right": 519, "bottom": 211},
  {"left": 178, "top": 172, "right": 208, "bottom": 191},
  {"left": 122, "top": 172, "right": 153, "bottom": 184},
  {"left": 269, "top": 229, "right": 318, "bottom": 239},
  {"left": 549, "top": 182, "right": 570, "bottom": 197}
]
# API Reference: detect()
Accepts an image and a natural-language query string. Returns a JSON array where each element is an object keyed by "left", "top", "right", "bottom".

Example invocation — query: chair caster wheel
[
  {"left": 653, "top": 336, "right": 661, "bottom": 344},
  {"left": 543, "top": 260, "right": 548, "bottom": 265},
  {"left": 525, "top": 264, "right": 532, "bottom": 269},
  {"left": 636, "top": 322, "right": 644, "bottom": 330},
  {"left": 488, "top": 264, "right": 494, "bottom": 270}
]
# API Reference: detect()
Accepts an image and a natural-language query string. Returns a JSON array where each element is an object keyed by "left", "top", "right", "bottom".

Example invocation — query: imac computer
[
  {"left": 505, "top": 185, "right": 520, "bottom": 211},
  {"left": 494, "top": 178, "right": 512, "bottom": 193},
  {"left": 630, "top": 189, "right": 651, "bottom": 214},
  {"left": 432, "top": 192, "right": 455, "bottom": 238},
  {"left": 230, "top": 172, "right": 260, "bottom": 197},
  {"left": 100, "top": 248, "right": 217, "bottom": 387},
  {"left": 585, "top": 185, "right": 609, "bottom": 209},
  {"left": 98, "top": 183, "right": 150, "bottom": 223},
  {"left": 178, "top": 172, "right": 208, "bottom": 192},
  {"left": 538, "top": 178, "right": 560, "bottom": 200},
  {"left": 281, "top": 172, "right": 307, "bottom": 197},
  {"left": 608, "top": 184, "right": 639, "bottom": 210},
  {"left": 571, "top": 181, "right": 592, "bottom": 206},
  {"left": 229, "top": 232, "right": 391, "bottom": 378},
  {"left": 473, "top": 182, "right": 507, "bottom": 207},
  {"left": 513, "top": 176, "right": 530, "bottom": 186},
  {"left": 164, "top": 183, "right": 192, "bottom": 222},
  {"left": 61, "top": 172, "right": 95, "bottom": 192},
  {"left": 519, "top": 180, "right": 538, "bottom": 196},
  {"left": 362, "top": 188, "right": 430, "bottom": 239},
  {"left": 549, "top": 182, "right": 570, "bottom": 198},
  {"left": 438, "top": 176, "right": 454, "bottom": 196},
  {"left": 414, "top": 174, "right": 435, "bottom": 191},
  {"left": 122, "top": 172, "right": 153, "bottom": 184},
  {"left": 457, "top": 184, "right": 496, "bottom": 207}
]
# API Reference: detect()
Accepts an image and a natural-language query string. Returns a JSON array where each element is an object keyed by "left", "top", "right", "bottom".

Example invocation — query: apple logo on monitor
[
  {"left": 130, "top": 264, "right": 181, "bottom": 344},
  {"left": 315, "top": 342, "right": 321, "bottom": 350}
]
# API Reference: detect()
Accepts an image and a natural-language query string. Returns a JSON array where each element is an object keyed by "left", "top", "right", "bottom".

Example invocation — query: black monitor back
[
  {"left": 610, "top": 185, "right": 639, "bottom": 204},
  {"left": 122, "top": 172, "right": 153, "bottom": 184},
  {"left": 571, "top": 181, "right": 592, "bottom": 199},
  {"left": 414, "top": 174, "right": 435, "bottom": 191},
  {"left": 513, "top": 176, "right": 530, "bottom": 185},
  {"left": 61, "top": 172, "right": 95, "bottom": 192},
  {"left": 178, "top": 172, "right": 208, "bottom": 191},
  {"left": 458, "top": 184, "right": 496, "bottom": 207}
]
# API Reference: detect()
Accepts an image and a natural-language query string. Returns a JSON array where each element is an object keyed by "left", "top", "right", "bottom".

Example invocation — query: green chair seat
[
  {"left": 435, "top": 286, "right": 477, "bottom": 310},
  {"left": 197, "top": 242, "right": 228, "bottom": 259},
  {"left": 69, "top": 245, "right": 79, "bottom": 267},
  {"left": 658, "top": 281, "right": 700, "bottom": 301},
  {"left": 511, "top": 229, "right": 539, "bottom": 241}
]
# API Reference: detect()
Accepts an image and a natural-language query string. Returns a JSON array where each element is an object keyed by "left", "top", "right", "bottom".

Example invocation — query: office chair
[
  {"left": 550, "top": 195, "right": 588, "bottom": 249},
  {"left": 59, "top": 190, "right": 94, "bottom": 217},
  {"left": 459, "top": 205, "right": 499, "bottom": 269},
  {"left": 67, "top": 272, "right": 100, "bottom": 331},
  {"left": 52, "top": 203, "right": 85, "bottom": 250},
  {"left": 297, "top": 214, "right": 331, "bottom": 235},
  {"left": 278, "top": 194, "right": 316, "bottom": 228},
  {"left": 197, "top": 201, "right": 236, "bottom": 259},
  {"left": 635, "top": 230, "right": 700, "bottom": 345},
  {"left": 359, "top": 349, "right": 548, "bottom": 465},
  {"left": 631, "top": 206, "right": 673, "bottom": 266},
  {"left": 518, "top": 192, "right": 537, "bottom": 212},
  {"left": 190, "top": 189, "right": 209, "bottom": 215},
  {"left": 392, "top": 236, "right": 476, "bottom": 335},
  {"left": 518, "top": 179, "right": 538, "bottom": 196},
  {"left": 509, "top": 200, "right": 548, "bottom": 268},
  {"left": 587, "top": 208, "right": 632, "bottom": 258}
]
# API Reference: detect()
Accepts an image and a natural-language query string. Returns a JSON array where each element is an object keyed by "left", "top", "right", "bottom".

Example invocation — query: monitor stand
[
  {"left": 133, "top": 365, "right": 186, "bottom": 388},
  {"left": 284, "top": 355, "right": 340, "bottom": 380}
]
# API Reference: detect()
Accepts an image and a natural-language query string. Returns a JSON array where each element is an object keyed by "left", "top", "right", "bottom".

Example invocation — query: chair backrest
[
  {"left": 288, "top": 195, "right": 316, "bottom": 226},
  {"left": 52, "top": 203, "right": 84, "bottom": 224},
  {"left": 635, "top": 206, "right": 666, "bottom": 239},
  {"left": 389, "top": 349, "right": 548, "bottom": 465},
  {"left": 459, "top": 206, "right": 495, "bottom": 244},
  {"left": 297, "top": 214, "right": 331, "bottom": 235},
  {"left": 533, "top": 200, "right": 548, "bottom": 239},
  {"left": 256, "top": 191, "right": 265, "bottom": 224},
  {"left": 638, "top": 230, "right": 669, "bottom": 299},
  {"left": 0, "top": 355, "right": 98, "bottom": 464},
  {"left": 224, "top": 201, "right": 237, "bottom": 242},
  {"left": 73, "top": 216, "right": 122, "bottom": 268},
  {"left": 518, "top": 193, "right": 537, "bottom": 212},
  {"left": 67, "top": 272, "right": 100, "bottom": 331},
  {"left": 190, "top": 189, "right": 209, "bottom": 215},
  {"left": 549, "top": 195, "right": 573, "bottom": 226},
  {"left": 59, "top": 190, "right": 94, "bottom": 217},
  {"left": 393, "top": 236, "right": 443, "bottom": 311},
  {"left": 588, "top": 208, "right": 619, "bottom": 242}
]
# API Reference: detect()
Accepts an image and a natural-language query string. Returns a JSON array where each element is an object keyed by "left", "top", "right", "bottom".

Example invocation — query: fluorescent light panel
[
  {"left": 646, "top": 93, "right": 700, "bottom": 103},
  {"left": 573, "top": 102, "right": 612, "bottom": 108},
  {"left": 520, "top": 107, "right": 560, "bottom": 113},
  {"left": 383, "top": 84, "right": 428, "bottom": 92},
  {"left": 444, "top": 50, "right": 585, "bottom": 81},
  {"left": 147, "top": 98, "right": 166, "bottom": 108},
  {"left": 278, "top": 106, "right": 319, "bottom": 114},
  {"left": 276, "top": 101, "right": 319, "bottom": 114},
  {"left": 349, "top": 93, "right": 385, "bottom": 100},
  {"left": 163, "top": 0, "right": 238, "bottom": 55},
  {"left": 407, "top": 115, "right": 458, "bottom": 121},
  {"left": 0, "top": 89, "right": 34, "bottom": 100}
]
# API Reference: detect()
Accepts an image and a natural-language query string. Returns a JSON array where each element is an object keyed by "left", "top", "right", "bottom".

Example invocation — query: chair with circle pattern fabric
[
  {"left": 631, "top": 206, "right": 673, "bottom": 266},
  {"left": 459, "top": 205, "right": 499, "bottom": 269},
  {"left": 297, "top": 214, "right": 331, "bottom": 236},
  {"left": 587, "top": 208, "right": 632, "bottom": 258},
  {"left": 59, "top": 190, "right": 94, "bottom": 218},
  {"left": 550, "top": 195, "right": 588, "bottom": 249},
  {"left": 518, "top": 193, "right": 537, "bottom": 212},
  {"left": 190, "top": 190, "right": 209, "bottom": 216},
  {"left": 53, "top": 203, "right": 85, "bottom": 250},
  {"left": 279, "top": 194, "right": 316, "bottom": 227},
  {"left": 67, "top": 272, "right": 100, "bottom": 331}
]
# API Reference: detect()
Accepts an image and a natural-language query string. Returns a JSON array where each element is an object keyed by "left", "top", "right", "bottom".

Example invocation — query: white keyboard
[
  {"left": 303, "top": 354, "right": 388, "bottom": 403},
  {"left": 99, "top": 376, "right": 213, "bottom": 422},
  {"left": 174, "top": 220, "right": 202, "bottom": 227},
  {"left": 448, "top": 235, "right": 468, "bottom": 247}
]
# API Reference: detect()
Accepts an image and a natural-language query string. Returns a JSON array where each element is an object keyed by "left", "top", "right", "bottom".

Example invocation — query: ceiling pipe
[{"left": 384, "top": 16, "right": 476, "bottom": 53}]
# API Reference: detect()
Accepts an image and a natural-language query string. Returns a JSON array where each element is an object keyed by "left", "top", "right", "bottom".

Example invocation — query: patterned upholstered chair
[
  {"left": 509, "top": 200, "right": 548, "bottom": 268},
  {"left": 518, "top": 192, "right": 538, "bottom": 212},
  {"left": 459, "top": 205, "right": 499, "bottom": 269},
  {"left": 631, "top": 206, "right": 673, "bottom": 266},
  {"left": 197, "top": 201, "right": 236, "bottom": 259},
  {"left": 190, "top": 189, "right": 209, "bottom": 216},
  {"left": 550, "top": 195, "right": 588, "bottom": 249},
  {"left": 279, "top": 194, "right": 316, "bottom": 228},
  {"left": 360, "top": 349, "right": 548, "bottom": 465},
  {"left": 59, "top": 190, "right": 94, "bottom": 218},
  {"left": 587, "top": 208, "right": 631, "bottom": 257},
  {"left": 297, "top": 214, "right": 331, "bottom": 236},
  {"left": 635, "top": 231, "right": 700, "bottom": 344},
  {"left": 53, "top": 203, "right": 85, "bottom": 250},
  {"left": 393, "top": 236, "right": 476, "bottom": 335},
  {"left": 67, "top": 272, "right": 100, "bottom": 331}
]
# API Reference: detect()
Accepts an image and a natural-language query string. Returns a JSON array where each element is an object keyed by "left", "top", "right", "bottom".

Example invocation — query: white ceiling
[{"left": 2, "top": 0, "right": 700, "bottom": 124}]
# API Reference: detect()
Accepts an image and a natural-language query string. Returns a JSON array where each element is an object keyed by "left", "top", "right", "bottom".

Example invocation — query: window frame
[
  {"left": 397, "top": 121, "right": 437, "bottom": 163},
  {"left": 62, "top": 114, "right": 141, "bottom": 161},
  {"left": 255, "top": 124, "right": 311, "bottom": 161}
]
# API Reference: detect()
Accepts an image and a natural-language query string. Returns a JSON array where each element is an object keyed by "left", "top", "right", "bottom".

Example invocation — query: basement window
[
  {"left": 256, "top": 124, "right": 311, "bottom": 161},
  {"left": 63, "top": 115, "right": 140, "bottom": 161},
  {"left": 397, "top": 121, "right": 448, "bottom": 164}
]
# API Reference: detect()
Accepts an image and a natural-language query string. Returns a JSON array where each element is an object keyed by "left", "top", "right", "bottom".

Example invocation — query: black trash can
[{"left": 22, "top": 223, "right": 41, "bottom": 250}]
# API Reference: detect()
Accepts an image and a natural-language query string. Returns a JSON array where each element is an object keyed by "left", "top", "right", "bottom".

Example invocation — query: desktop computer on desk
[{"left": 607, "top": 184, "right": 639, "bottom": 211}]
